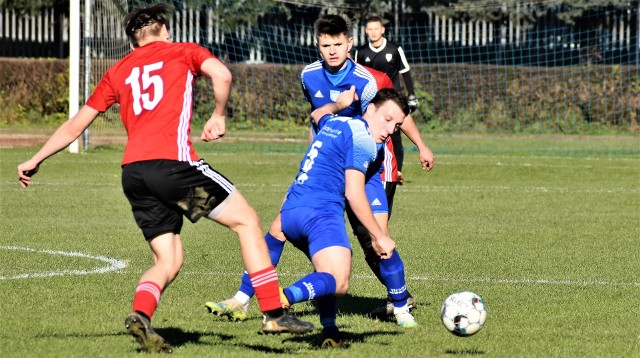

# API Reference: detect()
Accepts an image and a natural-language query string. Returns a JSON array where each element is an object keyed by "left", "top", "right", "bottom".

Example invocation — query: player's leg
[
  {"left": 310, "top": 245, "right": 351, "bottom": 348},
  {"left": 280, "top": 208, "right": 351, "bottom": 347},
  {"left": 346, "top": 203, "right": 385, "bottom": 285},
  {"left": 205, "top": 212, "right": 287, "bottom": 321},
  {"left": 122, "top": 161, "right": 182, "bottom": 353},
  {"left": 126, "top": 232, "right": 183, "bottom": 353},
  {"left": 209, "top": 190, "right": 313, "bottom": 333},
  {"left": 383, "top": 179, "right": 416, "bottom": 310},
  {"left": 362, "top": 178, "right": 416, "bottom": 325},
  {"left": 152, "top": 159, "right": 312, "bottom": 334}
]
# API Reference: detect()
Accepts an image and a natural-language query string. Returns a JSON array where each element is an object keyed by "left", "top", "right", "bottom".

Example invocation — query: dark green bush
[
  {"left": 0, "top": 59, "right": 69, "bottom": 126},
  {"left": 1, "top": 58, "right": 637, "bottom": 135}
]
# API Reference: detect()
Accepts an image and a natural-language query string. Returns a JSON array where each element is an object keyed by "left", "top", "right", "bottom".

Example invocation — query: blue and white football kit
[
  {"left": 301, "top": 59, "right": 377, "bottom": 132},
  {"left": 221, "top": 59, "right": 411, "bottom": 328},
  {"left": 281, "top": 114, "right": 377, "bottom": 257},
  {"left": 301, "top": 59, "right": 387, "bottom": 215}
]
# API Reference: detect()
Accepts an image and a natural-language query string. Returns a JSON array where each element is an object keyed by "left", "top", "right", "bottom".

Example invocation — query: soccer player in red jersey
[{"left": 17, "top": 3, "right": 313, "bottom": 353}]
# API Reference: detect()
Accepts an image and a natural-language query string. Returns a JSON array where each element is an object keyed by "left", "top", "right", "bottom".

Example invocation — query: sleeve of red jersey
[
  {"left": 86, "top": 72, "right": 116, "bottom": 112},
  {"left": 379, "top": 74, "right": 393, "bottom": 90},
  {"left": 187, "top": 43, "right": 217, "bottom": 75}
]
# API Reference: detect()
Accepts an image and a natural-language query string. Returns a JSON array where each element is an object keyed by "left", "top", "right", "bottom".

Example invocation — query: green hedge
[
  {"left": 1, "top": 58, "right": 637, "bottom": 135},
  {"left": 0, "top": 59, "right": 69, "bottom": 126}
]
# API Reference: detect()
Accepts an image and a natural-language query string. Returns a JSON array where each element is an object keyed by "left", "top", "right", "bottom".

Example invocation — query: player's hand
[
  {"left": 396, "top": 171, "right": 404, "bottom": 185},
  {"left": 419, "top": 146, "right": 435, "bottom": 171},
  {"left": 201, "top": 113, "right": 226, "bottom": 142},
  {"left": 371, "top": 234, "right": 396, "bottom": 260},
  {"left": 336, "top": 85, "right": 358, "bottom": 109},
  {"left": 17, "top": 160, "right": 40, "bottom": 189},
  {"left": 407, "top": 95, "right": 419, "bottom": 113}
]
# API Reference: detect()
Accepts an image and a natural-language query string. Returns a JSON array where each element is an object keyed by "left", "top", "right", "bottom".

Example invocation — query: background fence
[
  {"left": 3, "top": 2, "right": 638, "bottom": 65},
  {"left": 2, "top": 0, "right": 639, "bottom": 154}
]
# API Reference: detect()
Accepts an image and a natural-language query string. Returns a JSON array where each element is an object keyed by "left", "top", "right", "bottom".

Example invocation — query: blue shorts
[
  {"left": 365, "top": 175, "right": 388, "bottom": 215},
  {"left": 281, "top": 207, "right": 351, "bottom": 257},
  {"left": 345, "top": 175, "right": 388, "bottom": 237}
]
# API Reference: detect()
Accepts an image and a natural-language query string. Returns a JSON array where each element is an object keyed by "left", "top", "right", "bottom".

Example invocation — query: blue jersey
[
  {"left": 301, "top": 59, "right": 378, "bottom": 122},
  {"left": 282, "top": 114, "right": 378, "bottom": 215}
]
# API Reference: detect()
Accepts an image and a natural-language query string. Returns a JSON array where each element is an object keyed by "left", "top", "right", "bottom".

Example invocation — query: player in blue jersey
[
  {"left": 205, "top": 14, "right": 420, "bottom": 330},
  {"left": 280, "top": 87, "right": 409, "bottom": 346}
]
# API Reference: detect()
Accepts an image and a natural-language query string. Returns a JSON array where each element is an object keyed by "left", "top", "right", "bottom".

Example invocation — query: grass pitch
[{"left": 1, "top": 139, "right": 639, "bottom": 357}]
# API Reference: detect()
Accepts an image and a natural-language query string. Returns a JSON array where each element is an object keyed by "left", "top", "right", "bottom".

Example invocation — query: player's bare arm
[
  {"left": 345, "top": 169, "right": 396, "bottom": 258},
  {"left": 17, "top": 105, "right": 100, "bottom": 188},
  {"left": 200, "top": 57, "right": 232, "bottom": 142},
  {"left": 399, "top": 114, "right": 434, "bottom": 170}
]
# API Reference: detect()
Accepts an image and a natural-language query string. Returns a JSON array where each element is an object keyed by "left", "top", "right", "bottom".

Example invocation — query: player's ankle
[{"left": 263, "top": 308, "right": 284, "bottom": 319}]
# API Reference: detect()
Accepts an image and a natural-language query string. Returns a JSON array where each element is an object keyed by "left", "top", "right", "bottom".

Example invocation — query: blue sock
[
  {"left": 237, "top": 233, "right": 285, "bottom": 298},
  {"left": 316, "top": 295, "right": 338, "bottom": 330},
  {"left": 283, "top": 272, "right": 336, "bottom": 304},
  {"left": 379, "top": 250, "right": 408, "bottom": 308}
]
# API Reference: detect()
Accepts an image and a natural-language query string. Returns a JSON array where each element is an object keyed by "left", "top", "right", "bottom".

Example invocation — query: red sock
[
  {"left": 249, "top": 266, "right": 281, "bottom": 312},
  {"left": 132, "top": 281, "right": 162, "bottom": 319}
]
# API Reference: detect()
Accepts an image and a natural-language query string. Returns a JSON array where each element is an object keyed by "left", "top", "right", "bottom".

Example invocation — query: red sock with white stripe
[
  {"left": 249, "top": 265, "right": 282, "bottom": 313},
  {"left": 132, "top": 281, "right": 162, "bottom": 319}
]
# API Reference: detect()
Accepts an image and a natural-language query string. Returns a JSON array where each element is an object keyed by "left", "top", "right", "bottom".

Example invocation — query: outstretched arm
[
  {"left": 17, "top": 105, "right": 100, "bottom": 188},
  {"left": 399, "top": 114, "right": 434, "bottom": 171},
  {"left": 345, "top": 169, "right": 395, "bottom": 258},
  {"left": 200, "top": 57, "right": 232, "bottom": 142}
]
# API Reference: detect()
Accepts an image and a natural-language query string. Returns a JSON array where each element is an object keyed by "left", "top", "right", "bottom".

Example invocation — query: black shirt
[{"left": 355, "top": 38, "right": 412, "bottom": 93}]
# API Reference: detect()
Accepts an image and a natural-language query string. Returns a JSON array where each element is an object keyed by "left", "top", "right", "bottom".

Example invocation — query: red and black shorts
[{"left": 121, "top": 159, "right": 235, "bottom": 240}]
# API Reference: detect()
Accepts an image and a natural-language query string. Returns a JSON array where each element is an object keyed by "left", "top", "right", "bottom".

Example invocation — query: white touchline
[{"left": 0, "top": 246, "right": 127, "bottom": 280}]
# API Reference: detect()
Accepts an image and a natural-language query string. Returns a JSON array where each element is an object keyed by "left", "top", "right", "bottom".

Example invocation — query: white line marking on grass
[
  {"left": 0, "top": 246, "right": 127, "bottom": 280},
  {"left": 186, "top": 271, "right": 640, "bottom": 287},
  {"left": 397, "top": 185, "right": 639, "bottom": 194},
  {"left": 404, "top": 275, "right": 640, "bottom": 287}
]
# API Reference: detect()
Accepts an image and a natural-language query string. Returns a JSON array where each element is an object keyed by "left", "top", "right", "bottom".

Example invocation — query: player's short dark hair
[
  {"left": 371, "top": 88, "right": 410, "bottom": 116},
  {"left": 365, "top": 16, "right": 385, "bottom": 26},
  {"left": 123, "top": 3, "right": 172, "bottom": 47},
  {"left": 314, "top": 14, "right": 351, "bottom": 38}
]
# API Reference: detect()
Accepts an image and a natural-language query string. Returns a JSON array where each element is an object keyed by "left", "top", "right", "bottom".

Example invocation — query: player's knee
[
  {"left": 156, "top": 257, "right": 183, "bottom": 282},
  {"left": 334, "top": 276, "right": 350, "bottom": 295}
]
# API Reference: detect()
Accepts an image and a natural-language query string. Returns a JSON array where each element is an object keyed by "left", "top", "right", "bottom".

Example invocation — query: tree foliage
[{"left": 1, "top": 0, "right": 69, "bottom": 15}]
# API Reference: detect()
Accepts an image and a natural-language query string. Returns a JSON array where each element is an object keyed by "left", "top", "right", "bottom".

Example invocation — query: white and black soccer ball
[{"left": 441, "top": 291, "right": 486, "bottom": 337}]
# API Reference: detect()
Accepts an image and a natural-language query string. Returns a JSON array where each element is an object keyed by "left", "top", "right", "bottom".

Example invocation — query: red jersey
[
  {"left": 362, "top": 66, "right": 400, "bottom": 183},
  {"left": 87, "top": 41, "right": 215, "bottom": 165},
  {"left": 365, "top": 66, "right": 394, "bottom": 91}
]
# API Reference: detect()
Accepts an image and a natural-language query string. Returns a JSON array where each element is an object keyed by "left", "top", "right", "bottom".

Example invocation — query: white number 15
[{"left": 125, "top": 61, "right": 164, "bottom": 115}]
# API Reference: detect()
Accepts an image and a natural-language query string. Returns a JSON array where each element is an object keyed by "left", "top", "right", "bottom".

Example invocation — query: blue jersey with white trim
[
  {"left": 282, "top": 114, "right": 378, "bottom": 214},
  {"left": 301, "top": 58, "right": 378, "bottom": 122}
]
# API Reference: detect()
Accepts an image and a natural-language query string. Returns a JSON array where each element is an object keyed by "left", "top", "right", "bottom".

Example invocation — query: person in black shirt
[{"left": 355, "top": 16, "right": 418, "bottom": 112}]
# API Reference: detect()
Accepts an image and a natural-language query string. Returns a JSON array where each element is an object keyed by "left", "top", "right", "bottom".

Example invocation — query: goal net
[{"left": 79, "top": 0, "right": 639, "bottom": 155}]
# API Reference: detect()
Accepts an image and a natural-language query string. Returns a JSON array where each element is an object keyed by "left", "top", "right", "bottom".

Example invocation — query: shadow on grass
[
  {"left": 337, "top": 293, "right": 429, "bottom": 321},
  {"left": 282, "top": 329, "right": 402, "bottom": 349},
  {"left": 153, "top": 327, "right": 299, "bottom": 354}
]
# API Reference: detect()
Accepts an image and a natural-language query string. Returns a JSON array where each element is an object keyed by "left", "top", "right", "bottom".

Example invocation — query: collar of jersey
[
  {"left": 368, "top": 38, "right": 387, "bottom": 53},
  {"left": 324, "top": 59, "right": 354, "bottom": 86}
]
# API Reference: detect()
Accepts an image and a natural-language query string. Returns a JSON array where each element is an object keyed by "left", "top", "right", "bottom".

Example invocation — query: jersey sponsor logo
[
  {"left": 371, "top": 198, "right": 382, "bottom": 206},
  {"left": 314, "top": 90, "right": 324, "bottom": 98},
  {"left": 330, "top": 90, "right": 340, "bottom": 102},
  {"left": 386, "top": 54, "right": 393, "bottom": 62},
  {"left": 365, "top": 56, "right": 371, "bottom": 62}
]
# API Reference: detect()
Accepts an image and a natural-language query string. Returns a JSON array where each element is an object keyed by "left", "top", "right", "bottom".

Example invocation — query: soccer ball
[{"left": 441, "top": 291, "right": 486, "bottom": 337}]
